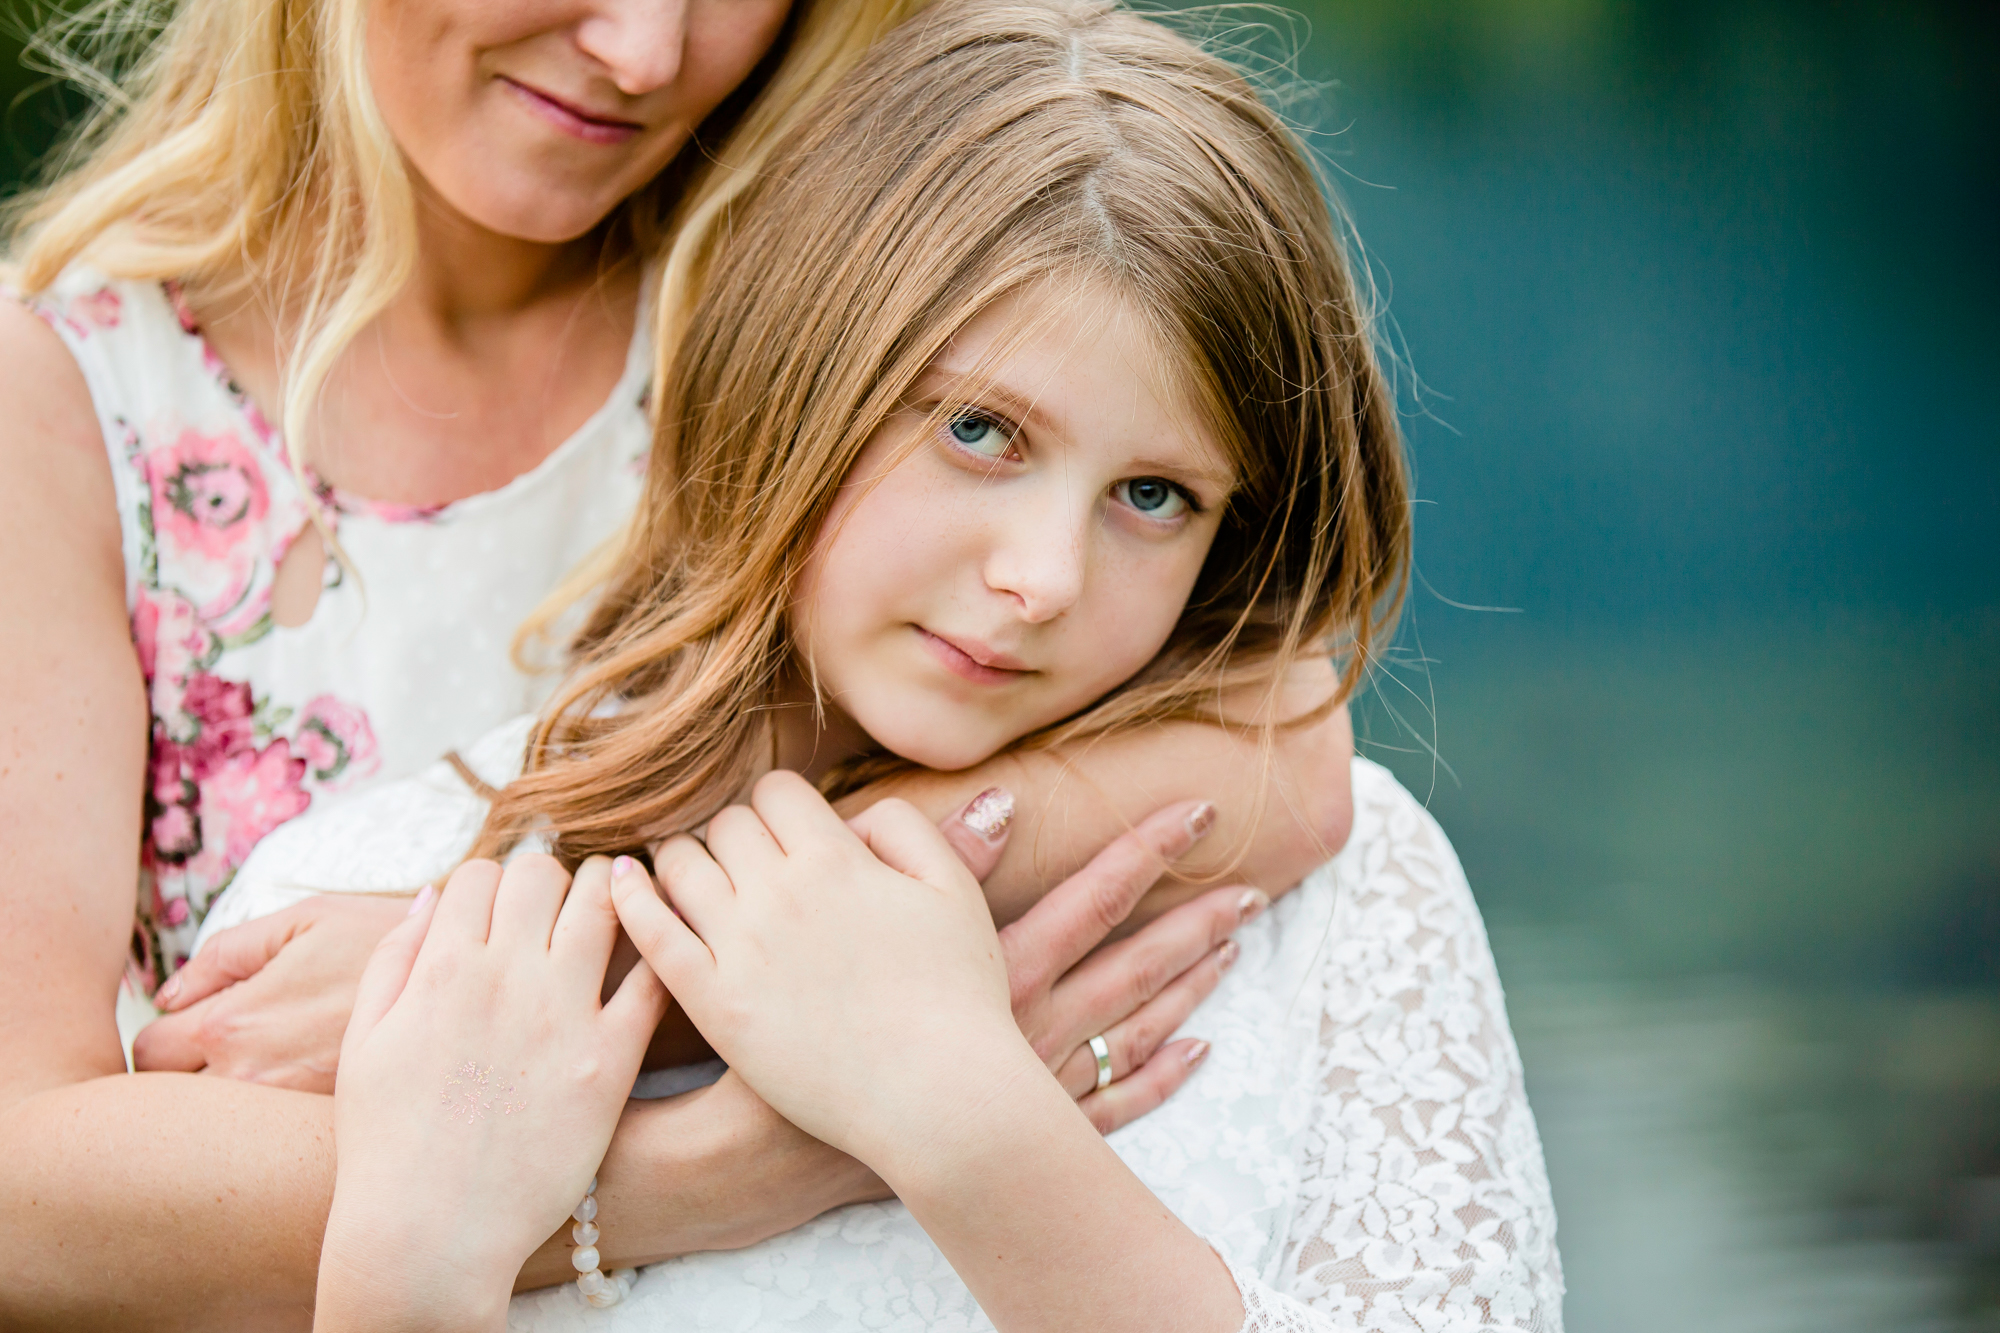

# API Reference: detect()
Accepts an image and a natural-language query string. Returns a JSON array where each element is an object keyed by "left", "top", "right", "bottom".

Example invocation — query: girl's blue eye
[
  {"left": 1117, "top": 477, "right": 1189, "bottom": 519},
  {"left": 946, "top": 410, "right": 1011, "bottom": 458}
]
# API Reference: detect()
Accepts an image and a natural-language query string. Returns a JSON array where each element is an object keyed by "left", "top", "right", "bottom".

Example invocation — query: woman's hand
[
  {"left": 994, "top": 798, "right": 1259, "bottom": 1129},
  {"left": 134, "top": 895, "right": 408, "bottom": 1092},
  {"left": 315, "top": 855, "right": 666, "bottom": 1332}
]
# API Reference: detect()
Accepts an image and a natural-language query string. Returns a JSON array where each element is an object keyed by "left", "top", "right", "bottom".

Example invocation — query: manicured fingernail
[
  {"left": 1186, "top": 803, "right": 1217, "bottom": 839},
  {"left": 407, "top": 884, "right": 435, "bottom": 916},
  {"left": 1236, "top": 889, "right": 1269, "bottom": 924},
  {"left": 1217, "top": 939, "right": 1240, "bottom": 973},
  {"left": 960, "top": 787, "right": 1014, "bottom": 842},
  {"left": 612, "top": 855, "right": 636, "bottom": 878},
  {"left": 156, "top": 974, "right": 182, "bottom": 1007},
  {"left": 1184, "top": 1040, "right": 1211, "bottom": 1066}
]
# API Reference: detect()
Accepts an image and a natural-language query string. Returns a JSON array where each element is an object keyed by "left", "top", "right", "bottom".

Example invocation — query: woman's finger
[
  {"left": 344, "top": 884, "right": 440, "bottom": 1054},
  {"left": 1054, "top": 939, "right": 1236, "bottom": 1097},
  {"left": 485, "top": 852, "right": 572, "bottom": 953},
  {"left": 550, "top": 856, "right": 621, "bottom": 982},
  {"left": 933, "top": 787, "right": 1015, "bottom": 883},
  {"left": 1078, "top": 1037, "right": 1212, "bottom": 1136},
  {"left": 429, "top": 858, "right": 503, "bottom": 945},
  {"left": 154, "top": 906, "right": 301, "bottom": 1011},
  {"left": 999, "top": 800, "right": 1215, "bottom": 992},
  {"left": 1057, "top": 884, "right": 1260, "bottom": 1053},
  {"left": 611, "top": 853, "right": 716, "bottom": 998}
]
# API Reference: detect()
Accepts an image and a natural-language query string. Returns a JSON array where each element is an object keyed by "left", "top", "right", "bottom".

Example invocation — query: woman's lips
[
  {"left": 915, "top": 627, "right": 1032, "bottom": 686},
  {"left": 498, "top": 76, "right": 643, "bottom": 146}
]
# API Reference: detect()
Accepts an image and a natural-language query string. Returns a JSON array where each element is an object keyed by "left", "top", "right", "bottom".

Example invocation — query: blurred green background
[{"left": 3, "top": 2, "right": 1994, "bottom": 1328}]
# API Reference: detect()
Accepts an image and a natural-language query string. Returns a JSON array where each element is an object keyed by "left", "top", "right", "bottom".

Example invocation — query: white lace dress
[{"left": 199, "top": 721, "right": 1565, "bottom": 1332}]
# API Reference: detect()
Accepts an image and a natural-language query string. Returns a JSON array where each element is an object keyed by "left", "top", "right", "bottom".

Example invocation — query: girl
[
  {"left": 261, "top": 1, "right": 1562, "bottom": 1326},
  {"left": 0, "top": 0, "right": 1353, "bottom": 1326}
]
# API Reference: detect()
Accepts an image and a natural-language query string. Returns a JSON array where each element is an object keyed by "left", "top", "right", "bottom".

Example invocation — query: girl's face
[
  {"left": 366, "top": 0, "right": 792, "bottom": 244},
  {"left": 791, "top": 281, "right": 1235, "bottom": 774}
]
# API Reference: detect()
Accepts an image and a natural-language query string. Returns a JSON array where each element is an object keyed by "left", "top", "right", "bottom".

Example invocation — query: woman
[{"left": 0, "top": 0, "right": 1351, "bottom": 1327}]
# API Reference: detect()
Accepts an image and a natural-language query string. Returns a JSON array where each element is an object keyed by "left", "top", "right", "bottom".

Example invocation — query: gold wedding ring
[{"left": 1089, "top": 1034, "right": 1113, "bottom": 1091}]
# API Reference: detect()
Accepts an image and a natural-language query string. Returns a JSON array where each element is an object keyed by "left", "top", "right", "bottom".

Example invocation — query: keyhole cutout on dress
[{"left": 270, "top": 522, "right": 326, "bottom": 628}]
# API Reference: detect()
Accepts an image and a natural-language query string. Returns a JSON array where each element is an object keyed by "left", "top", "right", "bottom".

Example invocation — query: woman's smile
[{"left": 496, "top": 75, "right": 645, "bottom": 146}]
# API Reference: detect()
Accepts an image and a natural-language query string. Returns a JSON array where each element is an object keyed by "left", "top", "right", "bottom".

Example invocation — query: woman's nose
[
  {"left": 575, "top": 0, "right": 688, "bottom": 97},
  {"left": 985, "top": 500, "right": 1089, "bottom": 625}
]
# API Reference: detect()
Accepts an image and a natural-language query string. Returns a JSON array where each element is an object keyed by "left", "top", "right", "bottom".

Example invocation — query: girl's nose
[
  {"left": 984, "top": 499, "right": 1088, "bottom": 625},
  {"left": 575, "top": 0, "right": 688, "bottom": 98}
]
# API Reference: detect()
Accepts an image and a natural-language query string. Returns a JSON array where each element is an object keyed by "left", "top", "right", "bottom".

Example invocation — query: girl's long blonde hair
[
  {"left": 2, "top": 0, "right": 928, "bottom": 489},
  {"left": 473, "top": 0, "right": 1413, "bottom": 867}
]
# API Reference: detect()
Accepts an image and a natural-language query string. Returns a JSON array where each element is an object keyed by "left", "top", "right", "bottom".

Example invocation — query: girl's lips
[
  {"left": 915, "top": 627, "right": 1031, "bottom": 686},
  {"left": 498, "top": 76, "right": 643, "bottom": 146}
]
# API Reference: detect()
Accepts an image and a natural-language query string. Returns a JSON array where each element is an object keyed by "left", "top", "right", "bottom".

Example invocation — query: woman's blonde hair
[
  {"left": 473, "top": 0, "right": 1412, "bottom": 866},
  {"left": 2, "top": 0, "right": 928, "bottom": 494}
]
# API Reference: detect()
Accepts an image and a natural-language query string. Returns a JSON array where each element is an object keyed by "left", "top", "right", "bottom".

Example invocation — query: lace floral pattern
[{"left": 210, "top": 738, "right": 1562, "bottom": 1331}]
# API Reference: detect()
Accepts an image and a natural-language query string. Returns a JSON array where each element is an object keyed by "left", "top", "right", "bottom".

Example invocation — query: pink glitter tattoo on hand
[{"left": 440, "top": 1061, "right": 527, "bottom": 1122}]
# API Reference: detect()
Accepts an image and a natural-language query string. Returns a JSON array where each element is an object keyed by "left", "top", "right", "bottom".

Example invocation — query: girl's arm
[
  {"left": 614, "top": 782, "right": 1251, "bottom": 1333},
  {"left": 840, "top": 660, "right": 1354, "bottom": 931}
]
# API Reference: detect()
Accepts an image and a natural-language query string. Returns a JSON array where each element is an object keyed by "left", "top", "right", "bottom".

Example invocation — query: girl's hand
[
  {"left": 612, "top": 772, "right": 1031, "bottom": 1169},
  {"left": 315, "top": 855, "right": 667, "bottom": 1332}
]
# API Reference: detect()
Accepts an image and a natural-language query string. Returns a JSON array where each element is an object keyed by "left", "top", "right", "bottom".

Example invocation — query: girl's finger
[
  {"left": 1079, "top": 1037, "right": 1211, "bottom": 1136},
  {"left": 1054, "top": 939, "right": 1235, "bottom": 1097},
  {"left": 486, "top": 852, "right": 573, "bottom": 954},
  {"left": 610, "top": 854, "right": 716, "bottom": 997},
  {"left": 847, "top": 797, "right": 976, "bottom": 892},
  {"left": 651, "top": 835, "right": 737, "bottom": 940},
  {"left": 429, "top": 858, "right": 504, "bottom": 945},
  {"left": 998, "top": 800, "right": 1214, "bottom": 992},
  {"left": 550, "top": 856, "right": 622, "bottom": 983},
  {"left": 1057, "top": 884, "right": 1256, "bottom": 1052},
  {"left": 746, "top": 769, "right": 853, "bottom": 856},
  {"left": 704, "top": 801, "right": 787, "bottom": 878},
  {"left": 601, "top": 952, "right": 671, "bottom": 1046},
  {"left": 344, "top": 885, "right": 440, "bottom": 1055}
]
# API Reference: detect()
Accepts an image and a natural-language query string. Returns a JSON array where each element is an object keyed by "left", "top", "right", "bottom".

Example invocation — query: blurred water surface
[{"left": 3, "top": 1, "right": 1995, "bottom": 1327}]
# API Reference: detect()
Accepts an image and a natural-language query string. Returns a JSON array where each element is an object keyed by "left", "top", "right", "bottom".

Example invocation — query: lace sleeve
[{"left": 1230, "top": 762, "right": 1564, "bottom": 1332}]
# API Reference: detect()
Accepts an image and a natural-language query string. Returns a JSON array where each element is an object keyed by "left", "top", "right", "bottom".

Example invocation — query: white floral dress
[
  {"left": 204, "top": 722, "right": 1567, "bottom": 1333},
  {"left": 19, "top": 263, "right": 650, "bottom": 990}
]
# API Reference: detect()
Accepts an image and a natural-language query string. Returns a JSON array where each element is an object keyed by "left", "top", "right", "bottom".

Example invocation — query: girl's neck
[{"left": 768, "top": 667, "right": 877, "bottom": 786}]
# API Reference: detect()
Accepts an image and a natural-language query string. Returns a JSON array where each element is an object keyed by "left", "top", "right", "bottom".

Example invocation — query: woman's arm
[
  {"left": 0, "top": 304, "right": 876, "bottom": 1330},
  {"left": 842, "top": 659, "right": 1354, "bottom": 930}
]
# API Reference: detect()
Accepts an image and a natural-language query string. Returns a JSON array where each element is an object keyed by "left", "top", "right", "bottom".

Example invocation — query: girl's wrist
[
  {"left": 857, "top": 1036, "right": 1058, "bottom": 1198},
  {"left": 315, "top": 1211, "right": 514, "bottom": 1333}
]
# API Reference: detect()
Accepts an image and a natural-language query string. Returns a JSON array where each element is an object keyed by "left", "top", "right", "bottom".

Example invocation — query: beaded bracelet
[{"left": 570, "top": 1176, "right": 638, "bottom": 1308}]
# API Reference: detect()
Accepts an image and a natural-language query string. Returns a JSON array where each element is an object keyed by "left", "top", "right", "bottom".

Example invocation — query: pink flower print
[
  {"left": 293, "top": 694, "right": 381, "bottom": 788},
  {"left": 146, "top": 428, "right": 269, "bottom": 561},
  {"left": 197, "top": 737, "right": 311, "bottom": 872},
  {"left": 133, "top": 589, "right": 218, "bottom": 690},
  {"left": 145, "top": 737, "right": 202, "bottom": 863},
  {"left": 70, "top": 287, "right": 122, "bottom": 332},
  {"left": 180, "top": 672, "right": 257, "bottom": 775},
  {"left": 158, "top": 896, "right": 191, "bottom": 929}
]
